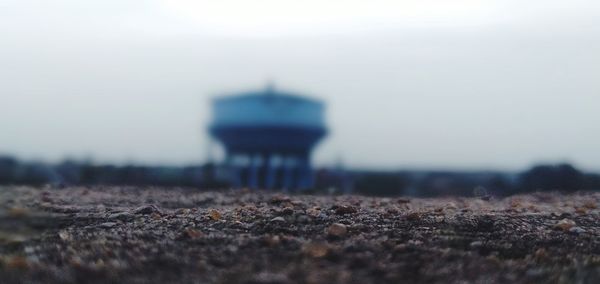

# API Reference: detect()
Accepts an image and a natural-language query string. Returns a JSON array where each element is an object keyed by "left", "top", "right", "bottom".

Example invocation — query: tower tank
[{"left": 209, "top": 86, "right": 327, "bottom": 189}]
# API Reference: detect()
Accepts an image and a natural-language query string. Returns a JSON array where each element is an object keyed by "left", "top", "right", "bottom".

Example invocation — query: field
[{"left": 0, "top": 186, "right": 599, "bottom": 283}]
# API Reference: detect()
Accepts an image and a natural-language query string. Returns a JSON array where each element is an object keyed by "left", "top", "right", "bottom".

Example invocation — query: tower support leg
[
  {"left": 265, "top": 153, "right": 276, "bottom": 190},
  {"left": 297, "top": 153, "right": 312, "bottom": 190},
  {"left": 282, "top": 156, "right": 294, "bottom": 191},
  {"left": 248, "top": 154, "right": 260, "bottom": 189},
  {"left": 226, "top": 153, "right": 242, "bottom": 188}
]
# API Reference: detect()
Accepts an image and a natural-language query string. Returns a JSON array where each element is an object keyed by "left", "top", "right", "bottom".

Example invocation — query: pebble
[
  {"left": 132, "top": 205, "right": 161, "bottom": 215},
  {"left": 306, "top": 207, "right": 321, "bottom": 217},
  {"left": 270, "top": 195, "right": 291, "bottom": 204},
  {"left": 208, "top": 209, "right": 222, "bottom": 221},
  {"left": 397, "top": 198, "right": 411, "bottom": 204},
  {"left": 176, "top": 208, "right": 192, "bottom": 215},
  {"left": 393, "top": 244, "right": 408, "bottom": 252},
  {"left": 262, "top": 235, "right": 281, "bottom": 247},
  {"left": 406, "top": 212, "right": 422, "bottom": 221},
  {"left": 251, "top": 272, "right": 289, "bottom": 284},
  {"left": 8, "top": 207, "right": 29, "bottom": 218},
  {"left": 302, "top": 242, "right": 330, "bottom": 258},
  {"left": 553, "top": 218, "right": 576, "bottom": 231},
  {"left": 526, "top": 268, "right": 546, "bottom": 277},
  {"left": 108, "top": 212, "right": 133, "bottom": 220},
  {"left": 334, "top": 205, "right": 357, "bottom": 215},
  {"left": 6, "top": 256, "right": 29, "bottom": 270},
  {"left": 326, "top": 223, "right": 348, "bottom": 238},
  {"left": 280, "top": 207, "right": 294, "bottom": 215},
  {"left": 568, "top": 226, "right": 586, "bottom": 234},
  {"left": 58, "top": 230, "right": 72, "bottom": 241},
  {"left": 534, "top": 248, "right": 547, "bottom": 259},
  {"left": 270, "top": 216, "right": 286, "bottom": 223},
  {"left": 182, "top": 228, "right": 204, "bottom": 239},
  {"left": 98, "top": 222, "right": 117, "bottom": 228},
  {"left": 296, "top": 214, "right": 310, "bottom": 224},
  {"left": 583, "top": 201, "right": 597, "bottom": 209}
]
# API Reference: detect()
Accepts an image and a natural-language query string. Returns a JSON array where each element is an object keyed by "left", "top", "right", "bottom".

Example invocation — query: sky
[{"left": 1, "top": 0, "right": 599, "bottom": 171}]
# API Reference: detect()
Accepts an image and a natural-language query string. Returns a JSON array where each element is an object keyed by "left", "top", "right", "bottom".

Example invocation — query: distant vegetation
[
  {"left": 1, "top": 155, "right": 598, "bottom": 196},
  {"left": 0, "top": 156, "right": 226, "bottom": 189},
  {"left": 321, "top": 163, "right": 600, "bottom": 197}
]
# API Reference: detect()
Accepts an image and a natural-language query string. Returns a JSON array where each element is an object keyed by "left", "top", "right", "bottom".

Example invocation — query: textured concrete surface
[{"left": 0, "top": 186, "right": 598, "bottom": 283}]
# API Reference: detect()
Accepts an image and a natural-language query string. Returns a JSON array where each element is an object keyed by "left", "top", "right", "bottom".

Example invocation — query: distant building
[{"left": 209, "top": 85, "right": 327, "bottom": 190}]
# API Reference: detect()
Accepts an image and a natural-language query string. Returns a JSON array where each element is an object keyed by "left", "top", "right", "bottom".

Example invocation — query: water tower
[{"left": 209, "top": 85, "right": 327, "bottom": 190}]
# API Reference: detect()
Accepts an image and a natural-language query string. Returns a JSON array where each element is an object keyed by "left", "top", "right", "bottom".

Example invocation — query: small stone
[
  {"left": 8, "top": 207, "right": 29, "bottom": 218},
  {"left": 583, "top": 200, "right": 597, "bottom": 209},
  {"left": 569, "top": 226, "right": 586, "bottom": 234},
  {"left": 270, "top": 195, "right": 291, "bottom": 204},
  {"left": 386, "top": 208, "right": 399, "bottom": 215},
  {"left": 394, "top": 244, "right": 408, "bottom": 252},
  {"left": 334, "top": 205, "right": 357, "bottom": 215},
  {"left": 22, "top": 247, "right": 34, "bottom": 256},
  {"left": 208, "top": 209, "right": 222, "bottom": 221},
  {"left": 326, "top": 223, "right": 348, "bottom": 238},
  {"left": 133, "top": 204, "right": 161, "bottom": 215},
  {"left": 68, "top": 256, "right": 83, "bottom": 268},
  {"left": 469, "top": 241, "right": 483, "bottom": 249},
  {"left": 58, "top": 230, "right": 71, "bottom": 241},
  {"left": 280, "top": 207, "right": 294, "bottom": 215},
  {"left": 262, "top": 235, "right": 281, "bottom": 247},
  {"left": 302, "top": 242, "right": 329, "bottom": 258},
  {"left": 6, "top": 256, "right": 29, "bottom": 270},
  {"left": 526, "top": 268, "right": 546, "bottom": 277},
  {"left": 108, "top": 211, "right": 133, "bottom": 220},
  {"left": 296, "top": 214, "right": 310, "bottom": 224},
  {"left": 251, "top": 272, "right": 289, "bottom": 284},
  {"left": 480, "top": 195, "right": 492, "bottom": 201},
  {"left": 306, "top": 207, "right": 321, "bottom": 217},
  {"left": 109, "top": 259, "right": 125, "bottom": 269},
  {"left": 98, "top": 222, "right": 117, "bottom": 228},
  {"left": 94, "top": 259, "right": 106, "bottom": 270},
  {"left": 554, "top": 218, "right": 576, "bottom": 231},
  {"left": 396, "top": 198, "right": 411, "bottom": 204},
  {"left": 182, "top": 228, "right": 204, "bottom": 239},
  {"left": 40, "top": 191, "right": 52, "bottom": 202},
  {"left": 406, "top": 212, "right": 422, "bottom": 221},
  {"left": 509, "top": 198, "right": 522, "bottom": 208},
  {"left": 227, "top": 245, "right": 238, "bottom": 253},
  {"left": 176, "top": 208, "right": 192, "bottom": 215},
  {"left": 270, "top": 216, "right": 286, "bottom": 223},
  {"left": 534, "top": 248, "right": 547, "bottom": 259}
]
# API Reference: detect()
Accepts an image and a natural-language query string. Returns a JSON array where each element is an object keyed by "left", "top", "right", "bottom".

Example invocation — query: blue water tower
[{"left": 209, "top": 85, "right": 327, "bottom": 190}]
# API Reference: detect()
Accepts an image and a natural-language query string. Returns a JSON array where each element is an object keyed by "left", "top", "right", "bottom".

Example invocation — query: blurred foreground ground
[{"left": 0, "top": 187, "right": 598, "bottom": 283}]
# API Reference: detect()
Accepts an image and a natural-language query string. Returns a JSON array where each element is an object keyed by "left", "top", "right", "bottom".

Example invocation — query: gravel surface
[{"left": 0, "top": 186, "right": 599, "bottom": 283}]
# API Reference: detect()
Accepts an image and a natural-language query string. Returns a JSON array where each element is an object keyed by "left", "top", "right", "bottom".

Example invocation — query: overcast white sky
[{"left": 1, "top": 0, "right": 599, "bottom": 171}]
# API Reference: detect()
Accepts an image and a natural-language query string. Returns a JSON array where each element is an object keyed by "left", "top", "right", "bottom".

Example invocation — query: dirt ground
[{"left": 0, "top": 186, "right": 598, "bottom": 283}]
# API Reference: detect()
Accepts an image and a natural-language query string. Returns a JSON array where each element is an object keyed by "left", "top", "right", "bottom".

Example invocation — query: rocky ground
[{"left": 0, "top": 186, "right": 598, "bottom": 283}]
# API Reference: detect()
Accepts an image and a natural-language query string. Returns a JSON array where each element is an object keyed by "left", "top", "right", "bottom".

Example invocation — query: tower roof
[{"left": 214, "top": 85, "right": 323, "bottom": 106}]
